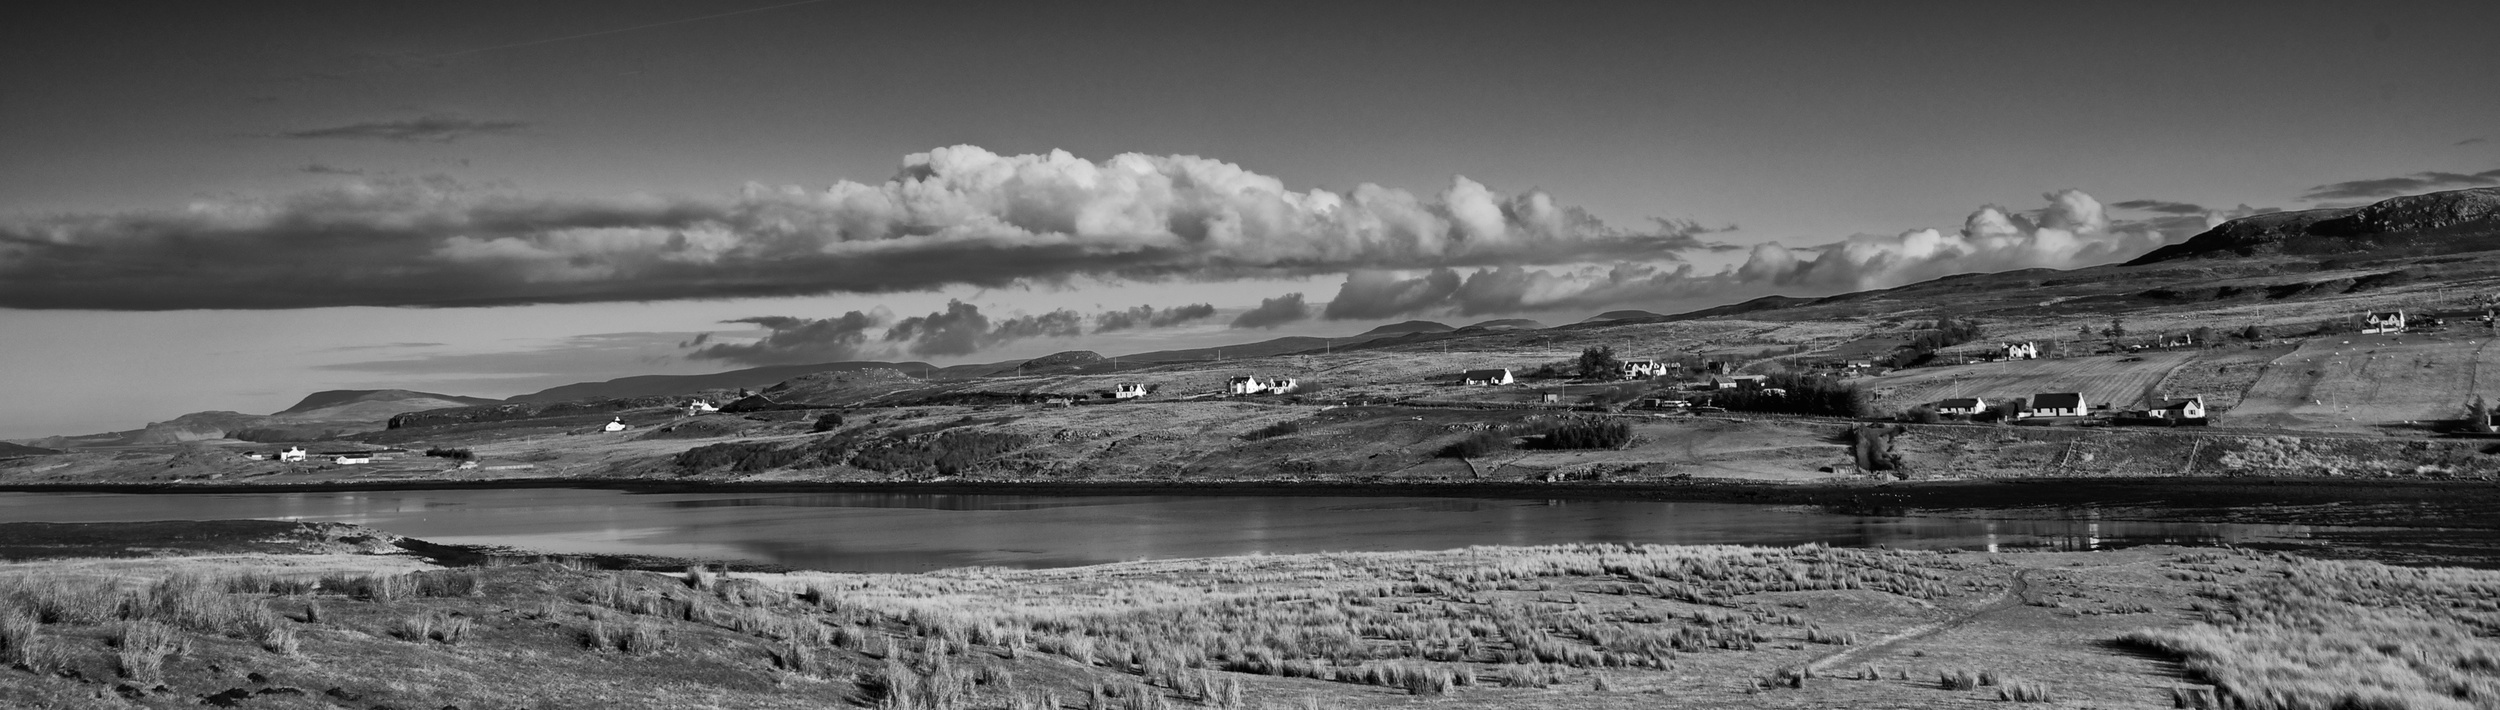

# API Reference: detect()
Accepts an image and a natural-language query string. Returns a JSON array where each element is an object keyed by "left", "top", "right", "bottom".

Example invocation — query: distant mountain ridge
[
  {"left": 2128, "top": 187, "right": 2500, "bottom": 265},
  {"left": 278, "top": 389, "right": 499, "bottom": 415},
  {"left": 506, "top": 361, "right": 932, "bottom": 403}
]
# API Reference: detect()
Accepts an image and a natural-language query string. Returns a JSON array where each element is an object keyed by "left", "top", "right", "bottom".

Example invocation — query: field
[
  {"left": 5, "top": 527, "right": 2496, "bottom": 709},
  {"left": 1858, "top": 351, "right": 2197, "bottom": 414},
  {"left": 2226, "top": 332, "right": 2500, "bottom": 433}
]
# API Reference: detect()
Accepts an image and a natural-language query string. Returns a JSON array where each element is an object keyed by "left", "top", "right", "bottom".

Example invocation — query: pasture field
[
  {"left": 1859, "top": 352, "right": 2196, "bottom": 414},
  {"left": 2147, "top": 345, "right": 2296, "bottom": 412},
  {"left": 2225, "top": 332, "right": 2500, "bottom": 433}
]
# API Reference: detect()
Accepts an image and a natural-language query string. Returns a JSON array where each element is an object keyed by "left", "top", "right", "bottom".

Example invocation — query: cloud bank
[
  {"left": 277, "top": 114, "right": 529, "bottom": 143},
  {"left": 1229, "top": 293, "right": 1312, "bottom": 329},
  {"left": 686, "top": 299, "right": 1228, "bottom": 365},
  {"left": 1310, "top": 189, "right": 2224, "bottom": 320},
  {"left": 1093, "top": 303, "right": 1216, "bottom": 332},
  {"left": 0, "top": 146, "right": 1714, "bottom": 310},
  {"left": 2301, "top": 168, "right": 2500, "bottom": 202}
]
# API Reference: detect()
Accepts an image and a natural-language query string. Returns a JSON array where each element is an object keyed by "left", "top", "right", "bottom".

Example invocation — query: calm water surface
[{"left": 0, "top": 489, "right": 2335, "bottom": 572}]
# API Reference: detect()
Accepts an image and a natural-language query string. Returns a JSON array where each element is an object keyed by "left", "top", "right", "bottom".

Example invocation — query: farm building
[
  {"left": 1461, "top": 368, "right": 1515, "bottom": 386},
  {"left": 2362, "top": 310, "right": 2407, "bottom": 334},
  {"left": 1934, "top": 397, "right": 1987, "bottom": 416},
  {"left": 2028, "top": 392, "right": 2088, "bottom": 418},
  {"left": 1843, "top": 359, "right": 1875, "bottom": 372},
  {"left": 2160, "top": 334, "right": 2195, "bottom": 348},
  {"left": 603, "top": 417, "right": 629, "bottom": 432},
  {"left": 1228, "top": 376, "right": 1299, "bottom": 394},
  {"left": 1112, "top": 383, "right": 1148, "bottom": 399},
  {"left": 1713, "top": 374, "right": 1769, "bottom": 389},
  {"left": 278, "top": 447, "right": 307, "bottom": 463},
  {"left": 1619, "top": 360, "right": 1670, "bottom": 378},
  {"left": 332, "top": 455, "right": 372, "bottom": 465},
  {"left": 684, "top": 400, "right": 720, "bottom": 415},
  {"left": 2002, "top": 342, "right": 2040, "bottom": 360},
  {"left": 2149, "top": 396, "right": 2206, "bottom": 420},
  {"left": 243, "top": 452, "right": 267, "bottom": 461}
]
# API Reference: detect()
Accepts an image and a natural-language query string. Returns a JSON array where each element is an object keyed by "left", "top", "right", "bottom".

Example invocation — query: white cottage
[
  {"left": 603, "top": 417, "right": 629, "bottom": 432},
  {"left": 2028, "top": 392, "right": 2088, "bottom": 418},
  {"left": 2150, "top": 396, "right": 2207, "bottom": 420},
  {"left": 1461, "top": 368, "right": 1515, "bottom": 386},
  {"left": 1113, "top": 383, "right": 1148, "bottom": 399},
  {"left": 2002, "top": 342, "right": 2040, "bottom": 360},
  {"left": 2362, "top": 310, "right": 2407, "bottom": 335},
  {"left": 1934, "top": 397, "right": 1987, "bottom": 416},
  {"left": 278, "top": 446, "right": 307, "bottom": 462},
  {"left": 1619, "top": 360, "right": 1668, "bottom": 378}
]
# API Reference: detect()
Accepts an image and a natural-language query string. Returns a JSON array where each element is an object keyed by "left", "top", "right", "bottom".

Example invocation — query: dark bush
[
  {"left": 1707, "top": 373, "right": 1873, "bottom": 418},
  {"left": 1242, "top": 420, "right": 1303, "bottom": 440},
  {"left": 845, "top": 429, "right": 1031, "bottom": 477},
  {"left": 1438, "top": 430, "right": 1513, "bottom": 458},
  {"left": 811, "top": 412, "right": 845, "bottom": 433},
  {"left": 423, "top": 447, "right": 475, "bottom": 460},
  {"left": 673, "top": 441, "right": 807, "bottom": 474},
  {"left": 1902, "top": 407, "right": 1940, "bottom": 424},
  {"left": 1521, "top": 419, "right": 1632, "bottom": 450}
]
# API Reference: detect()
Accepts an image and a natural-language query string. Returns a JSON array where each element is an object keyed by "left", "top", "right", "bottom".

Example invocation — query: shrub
[
  {"left": 424, "top": 447, "right": 475, "bottom": 460},
  {"left": 1438, "top": 430, "right": 1512, "bottom": 458},
  {"left": 1903, "top": 406, "right": 1941, "bottom": 424},
  {"left": 113, "top": 621, "right": 181, "bottom": 681},
  {"left": 1939, "top": 668, "right": 1981, "bottom": 690},
  {"left": 1999, "top": 679, "right": 2053, "bottom": 702},
  {"left": 1708, "top": 373, "right": 1873, "bottom": 417},
  {"left": 1521, "top": 419, "right": 1632, "bottom": 450},
  {"left": 1242, "top": 420, "right": 1303, "bottom": 441},
  {"left": 673, "top": 441, "right": 808, "bottom": 473},
  {"left": 811, "top": 412, "right": 845, "bottom": 433}
]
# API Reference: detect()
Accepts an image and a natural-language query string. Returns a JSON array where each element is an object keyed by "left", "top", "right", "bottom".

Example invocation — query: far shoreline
[{"left": 6, "top": 475, "right": 2500, "bottom": 530}]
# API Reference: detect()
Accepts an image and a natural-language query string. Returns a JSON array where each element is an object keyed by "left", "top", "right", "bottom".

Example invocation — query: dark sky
[{"left": 1, "top": 0, "right": 2495, "bottom": 437}]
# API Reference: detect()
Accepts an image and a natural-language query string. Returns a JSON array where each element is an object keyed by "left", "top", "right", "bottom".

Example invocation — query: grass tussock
[{"left": 2119, "top": 557, "right": 2500, "bottom": 710}]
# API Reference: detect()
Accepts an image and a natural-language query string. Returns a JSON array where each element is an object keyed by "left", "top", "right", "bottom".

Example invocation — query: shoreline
[{"left": 7, "top": 475, "right": 2500, "bottom": 529}]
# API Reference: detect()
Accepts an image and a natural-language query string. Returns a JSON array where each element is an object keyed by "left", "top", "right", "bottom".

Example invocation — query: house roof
[
  {"left": 1936, "top": 397, "right": 1983, "bottom": 409},
  {"left": 2031, "top": 393, "right": 2085, "bottom": 409},
  {"left": 1462, "top": 368, "right": 1510, "bottom": 379},
  {"left": 2155, "top": 397, "right": 2203, "bottom": 410}
]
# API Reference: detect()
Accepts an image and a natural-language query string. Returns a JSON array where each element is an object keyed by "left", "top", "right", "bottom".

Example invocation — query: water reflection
[{"left": 0, "top": 489, "right": 2329, "bottom": 573}]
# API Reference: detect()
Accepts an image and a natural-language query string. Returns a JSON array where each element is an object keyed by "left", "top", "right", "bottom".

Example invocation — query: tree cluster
[{"left": 1707, "top": 373, "right": 1874, "bottom": 418}]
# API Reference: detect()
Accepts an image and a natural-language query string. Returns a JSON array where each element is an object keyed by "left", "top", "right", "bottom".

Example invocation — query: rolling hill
[
  {"left": 2128, "top": 187, "right": 2500, "bottom": 264},
  {"left": 505, "top": 361, "right": 933, "bottom": 403}
]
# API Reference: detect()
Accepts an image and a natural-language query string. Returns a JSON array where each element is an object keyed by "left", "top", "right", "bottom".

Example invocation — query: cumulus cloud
[
  {"left": 1093, "top": 303, "right": 1216, "bottom": 332},
  {"left": 881, "top": 301, "right": 1090, "bottom": 357},
  {"left": 1731, "top": 189, "right": 2169, "bottom": 291},
  {"left": 1323, "top": 269, "right": 1460, "bottom": 320},
  {"left": 685, "top": 312, "right": 886, "bottom": 365},
  {"left": 277, "top": 114, "right": 529, "bottom": 143},
  {"left": 2300, "top": 168, "right": 2500, "bottom": 202},
  {"left": 1230, "top": 293, "right": 1312, "bottom": 329},
  {"left": 0, "top": 146, "right": 1717, "bottom": 310}
]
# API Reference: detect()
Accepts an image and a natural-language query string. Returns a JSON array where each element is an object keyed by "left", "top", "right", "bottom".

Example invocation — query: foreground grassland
[{"left": 4, "top": 538, "right": 2492, "bottom": 709}]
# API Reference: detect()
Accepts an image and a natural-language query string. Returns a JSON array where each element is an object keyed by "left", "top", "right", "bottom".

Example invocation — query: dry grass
[{"left": 2120, "top": 556, "right": 2500, "bottom": 710}]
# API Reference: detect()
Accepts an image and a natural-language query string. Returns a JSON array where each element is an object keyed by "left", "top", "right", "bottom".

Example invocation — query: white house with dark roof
[
  {"left": 2002, "top": 342, "right": 2040, "bottom": 360},
  {"left": 1461, "top": 368, "right": 1514, "bottom": 386},
  {"left": 2362, "top": 310, "right": 2407, "bottom": 334},
  {"left": 1113, "top": 383, "right": 1148, "bottom": 399},
  {"left": 2028, "top": 392, "right": 2088, "bottom": 418},
  {"left": 1934, "top": 397, "right": 1987, "bottom": 416},
  {"left": 1619, "top": 360, "right": 1668, "bottom": 378},
  {"left": 2149, "top": 395, "right": 2206, "bottom": 420}
]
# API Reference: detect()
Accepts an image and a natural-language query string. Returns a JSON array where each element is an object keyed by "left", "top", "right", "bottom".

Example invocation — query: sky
[{"left": 3, "top": 0, "right": 2497, "bottom": 439}]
